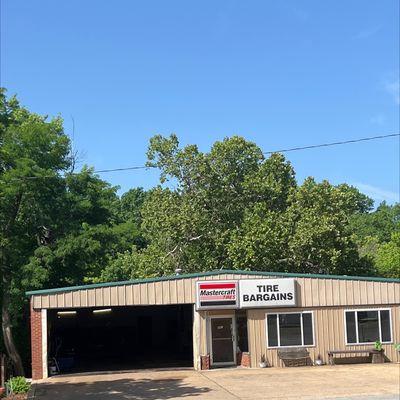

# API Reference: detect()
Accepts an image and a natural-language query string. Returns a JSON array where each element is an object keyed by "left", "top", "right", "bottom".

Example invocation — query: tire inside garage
[{"left": 48, "top": 304, "right": 193, "bottom": 373}]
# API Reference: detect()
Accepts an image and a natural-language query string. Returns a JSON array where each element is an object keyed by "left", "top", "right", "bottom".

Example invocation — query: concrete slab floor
[{"left": 33, "top": 364, "right": 400, "bottom": 400}]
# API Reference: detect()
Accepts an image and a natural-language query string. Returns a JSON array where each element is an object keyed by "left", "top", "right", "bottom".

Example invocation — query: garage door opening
[{"left": 48, "top": 304, "right": 193, "bottom": 374}]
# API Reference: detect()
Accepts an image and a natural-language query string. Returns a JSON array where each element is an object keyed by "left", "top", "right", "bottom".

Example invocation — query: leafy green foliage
[
  {"left": 0, "top": 90, "right": 147, "bottom": 374},
  {"left": 0, "top": 89, "right": 73, "bottom": 374},
  {"left": 114, "top": 187, "right": 148, "bottom": 225},
  {"left": 26, "top": 221, "right": 145, "bottom": 288},
  {"left": 6, "top": 376, "right": 30, "bottom": 394},
  {"left": 375, "top": 232, "right": 400, "bottom": 278},
  {"left": 349, "top": 202, "right": 400, "bottom": 278},
  {"left": 374, "top": 340, "right": 382, "bottom": 351},
  {"left": 110, "top": 134, "right": 377, "bottom": 278},
  {"left": 350, "top": 202, "right": 400, "bottom": 243}
]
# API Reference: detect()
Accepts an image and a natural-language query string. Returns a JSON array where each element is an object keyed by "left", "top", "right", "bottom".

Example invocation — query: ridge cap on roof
[{"left": 25, "top": 269, "right": 400, "bottom": 297}]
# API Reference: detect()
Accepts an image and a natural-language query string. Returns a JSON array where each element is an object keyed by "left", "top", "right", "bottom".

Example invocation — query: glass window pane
[
  {"left": 279, "top": 314, "right": 302, "bottom": 346},
  {"left": 357, "top": 311, "right": 379, "bottom": 343},
  {"left": 302, "top": 313, "right": 314, "bottom": 345},
  {"left": 346, "top": 312, "right": 357, "bottom": 343},
  {"left": 267, "top": 314, "right": 278, "bottom": 347},
  {"left": 380, "top": 310, "right": 391, "bottom": 342},
  {"left": 211, "top": 318, "right": 232, "bottom": 339}
]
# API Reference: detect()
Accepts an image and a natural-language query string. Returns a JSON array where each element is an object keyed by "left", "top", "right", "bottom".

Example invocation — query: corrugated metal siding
[
  {"left": 31, "top": 274, "right": 400, "bottom": 310},
  {"left": 247, "top": 305, "right": 400, "bottom": 367}
]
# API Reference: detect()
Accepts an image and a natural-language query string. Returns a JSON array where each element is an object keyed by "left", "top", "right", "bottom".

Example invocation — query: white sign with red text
[{"left": 196, "top": 281, "right": 239, "bottom": 310}]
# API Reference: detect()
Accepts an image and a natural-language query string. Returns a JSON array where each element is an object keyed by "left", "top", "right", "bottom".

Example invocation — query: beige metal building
[{"left": 27, "top": 270, "right": 400, "bottom": 380}]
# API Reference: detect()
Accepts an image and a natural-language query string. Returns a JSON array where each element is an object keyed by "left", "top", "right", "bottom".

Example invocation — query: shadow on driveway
[{"left": 35, "top": 377, "right": 211, "bottom": 399}]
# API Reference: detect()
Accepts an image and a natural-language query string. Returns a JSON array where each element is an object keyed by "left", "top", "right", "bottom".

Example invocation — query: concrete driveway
[{"left": 32, "top": 364, "right": 400, "bottom": 400}]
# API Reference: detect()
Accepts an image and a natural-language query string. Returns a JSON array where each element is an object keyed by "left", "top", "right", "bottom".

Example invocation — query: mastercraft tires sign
[
  {"left": 196, "top": 281, "right": 239, "bottom": 309},
  {"left": 196, "top": 278, "right": 296, "bottom": 310}
]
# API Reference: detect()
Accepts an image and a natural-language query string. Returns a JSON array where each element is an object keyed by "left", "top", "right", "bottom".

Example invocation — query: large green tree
[
  {"left": 104, "top": 134, "right": 374, "bottom": 279},
  {"left": 0, "top": 91, "right": 147, "bottom": 375},
  {"left": 0, "top": 90, "right": 71, "bottom": 374}
]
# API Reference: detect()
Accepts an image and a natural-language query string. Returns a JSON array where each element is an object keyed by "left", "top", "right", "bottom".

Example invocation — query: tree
[
  {"left": 375, "top": 232, "right": 400, "bottom": 278},
  {"left": 26, "top": 220, "right": 145, "bottom": 289},
  {"left": 102, "top": 134, "right": 374, "bottom": 280},
  {"left": 115, "top": 187, "right": 148, "bottom": 226},
  {"left": 0, "top": 90, "right": 149, "bottom": 374},
  {"left": 144, "top": 134, "right": 267, "bottom": 272},
  {"left": 349, "top": 202, "right": 399, "bottom": 271},
  {"left": 229, "top": 178, "right": 373, "bottom": 275},
  {"left": 0, "top": 89, "right": 71, "bottom": 374},
  {"left": 349, "top": 202, "right": 400, "bottom": 244},
  {"left": 284, "top": 179, "right": 373, "bottom": 275}
]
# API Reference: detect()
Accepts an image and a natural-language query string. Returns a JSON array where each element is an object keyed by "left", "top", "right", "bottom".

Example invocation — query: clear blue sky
[{"left": 2, "top": 0, "right": 399, "bottom": 204}]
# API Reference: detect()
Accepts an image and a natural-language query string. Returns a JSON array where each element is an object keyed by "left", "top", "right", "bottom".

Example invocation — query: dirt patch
[{"left": 4, "top": 395, "right": 27, "bottom": 400}]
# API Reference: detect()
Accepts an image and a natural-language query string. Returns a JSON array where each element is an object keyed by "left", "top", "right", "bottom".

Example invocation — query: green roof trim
[{"left": 25, "top": 269, "right": 400, "bottom": 297}]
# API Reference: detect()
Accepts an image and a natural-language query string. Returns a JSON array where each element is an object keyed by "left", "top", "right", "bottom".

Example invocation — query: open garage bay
[{"left": 48, "top": 304, "right": 193, "bottom": 374}]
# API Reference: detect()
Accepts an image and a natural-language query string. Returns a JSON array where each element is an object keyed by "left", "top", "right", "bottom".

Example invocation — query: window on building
[
  {"left": 236, "top": 311, "right": 249, "bottom": 352},
  {"left": 266, "top": 312, "right": 314, "bottom": 347},
  {"left": 345, "top": 309, "right": 392, "bottom": 345}
]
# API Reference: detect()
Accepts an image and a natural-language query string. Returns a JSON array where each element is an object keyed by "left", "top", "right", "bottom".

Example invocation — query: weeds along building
[{"left": 27, "top": 270, "right": 400, "bottom": 380}]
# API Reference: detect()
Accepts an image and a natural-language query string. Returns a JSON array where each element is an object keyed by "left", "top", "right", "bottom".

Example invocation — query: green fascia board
[{"left": 25, "top": 269, "right": 400, "bottom": 297}]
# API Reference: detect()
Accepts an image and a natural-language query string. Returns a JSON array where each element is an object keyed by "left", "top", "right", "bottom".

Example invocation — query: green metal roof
[{"left": 25, "top": 269, "right": 400, "bottom": 297}]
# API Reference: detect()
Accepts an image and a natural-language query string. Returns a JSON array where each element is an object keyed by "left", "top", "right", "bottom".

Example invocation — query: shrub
[
  {"left": 6, "top": 376, "right": 31, "bottom": 394},
  {"left": 374, "top": 340, "right": 382, "bottom": 351}
]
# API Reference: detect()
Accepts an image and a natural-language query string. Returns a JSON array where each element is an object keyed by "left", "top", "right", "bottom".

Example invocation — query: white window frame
[
  {"left": 344, "top": 308, "right": 393, "bottom": 346},
  {"left": 266, "top": 311, "right": 315, "bottom": 348}
]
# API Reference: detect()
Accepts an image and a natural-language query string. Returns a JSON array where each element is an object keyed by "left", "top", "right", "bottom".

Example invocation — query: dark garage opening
[{"left": 48, "top": 304, "right": 193, "bottom": 374}]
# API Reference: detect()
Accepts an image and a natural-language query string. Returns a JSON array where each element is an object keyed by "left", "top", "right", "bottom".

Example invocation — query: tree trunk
[{"left": 1, "top": 270, "right": 25, "bottom": 376}]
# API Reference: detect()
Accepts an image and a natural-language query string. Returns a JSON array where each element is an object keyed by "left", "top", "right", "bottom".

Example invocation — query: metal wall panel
[
  {"left": 31, "top": 273, "right": 400, "bottom": 310},
  {"left": 247, "top": 305, "right": 400, "bottom": 367}
]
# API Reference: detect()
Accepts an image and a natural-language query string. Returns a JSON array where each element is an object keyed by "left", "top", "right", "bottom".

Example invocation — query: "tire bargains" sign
[{"left": 239, "top": 279, "right": 296, "bottom": 308}]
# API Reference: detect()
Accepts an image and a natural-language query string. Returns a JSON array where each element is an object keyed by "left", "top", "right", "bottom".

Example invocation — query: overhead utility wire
[
  {"left": 262, "top": 133, "right": 400, "bottom": 154},
  {"left": 6, "top": 132, "right": 400, "bottom": 180},
  {"left": 94, "top": 165, "right": 152, "bottom": 173}
]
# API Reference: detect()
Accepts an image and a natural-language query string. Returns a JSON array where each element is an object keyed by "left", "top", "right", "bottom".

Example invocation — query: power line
[
  {"left": 93, "top": 132, "right": 399, "bottom": 173},
  {"left": 94, "top": 166, "right": 153, "bottom": 173},
  {"left": 263, "top": 133, "right": 400, "bottom": 154},
  {"left": 4, "top": 132, "right": 399, "bottom": 180}
]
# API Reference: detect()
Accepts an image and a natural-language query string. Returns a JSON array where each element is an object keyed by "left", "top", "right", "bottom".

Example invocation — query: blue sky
[{"left": 2, "top": 0, "right": 399, "bottom": 204}]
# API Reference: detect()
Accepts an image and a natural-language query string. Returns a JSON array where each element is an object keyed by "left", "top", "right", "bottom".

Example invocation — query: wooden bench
[
  {"left": 278, "top": 347, "right": 310, "bottom": 367},
  {"left": 327, "top": 349, "right": 372, "bottom": 365}
]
